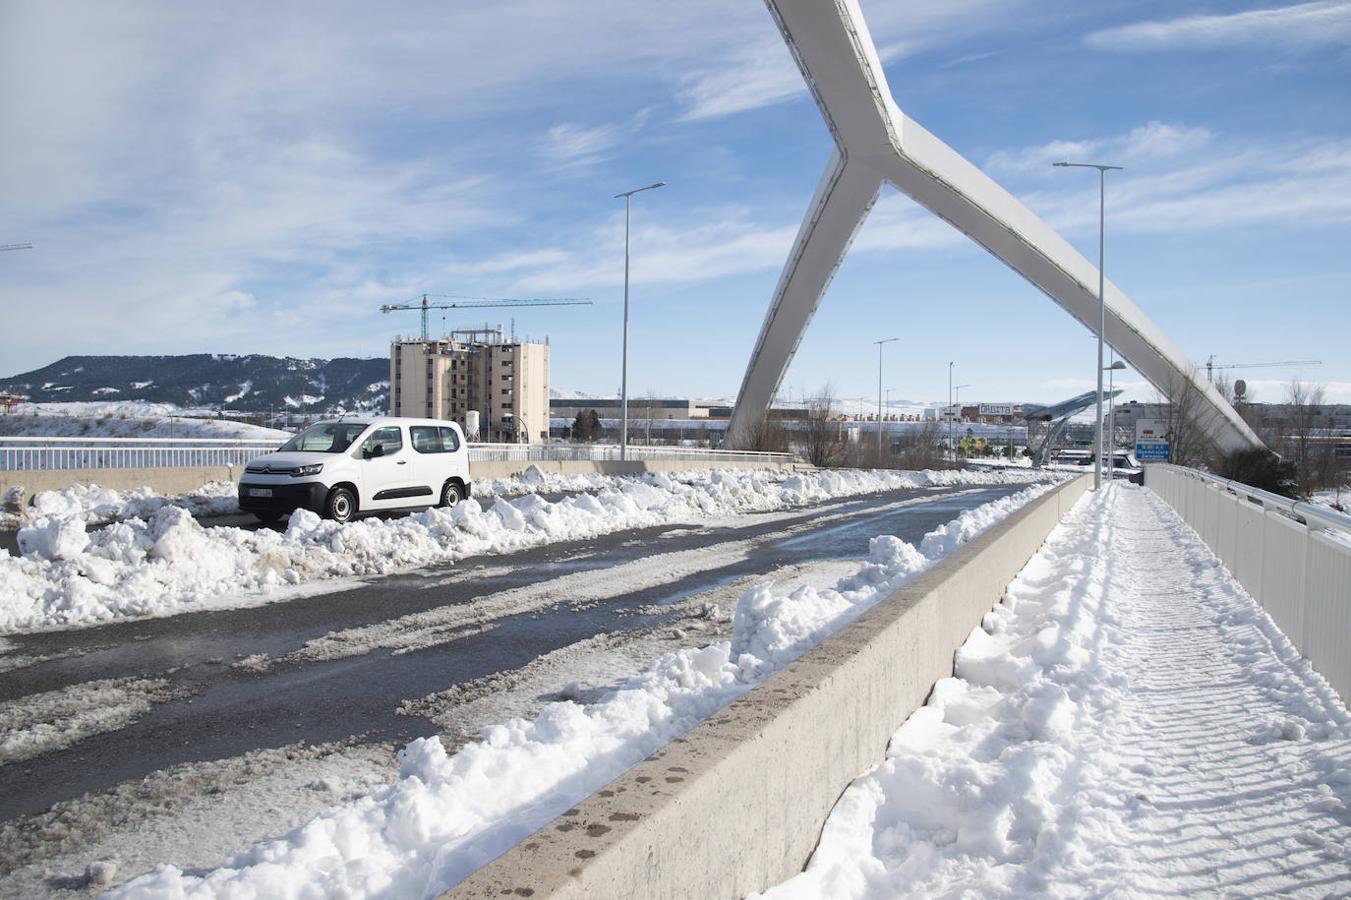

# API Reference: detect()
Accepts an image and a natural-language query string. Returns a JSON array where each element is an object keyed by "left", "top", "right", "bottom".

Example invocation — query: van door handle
[{"left": 397, "top": 461, "right": 407, "bottom": 465}]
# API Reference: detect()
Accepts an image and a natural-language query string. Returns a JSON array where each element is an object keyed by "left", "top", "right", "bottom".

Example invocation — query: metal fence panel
[
  {"left": 1232, "top": 499, "right": 1266, "bottom": 601},
  {"left": 1261, "top": 510, "right": 1309, "bottom": 656},
  {"left": 1211, "top": 488, "right": 1238, "bottom": 572},
  {"left": 1304, "top": 532, "right": 1351, "bottom": 701},
  {"left": 1199, "top": 483, "right": 1222, "bottom": 547}
]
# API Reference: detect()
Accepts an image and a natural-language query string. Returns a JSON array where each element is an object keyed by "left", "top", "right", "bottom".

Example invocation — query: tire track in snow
[
  {"left": 236, "top": 492, "right": 979, "bottom": 670},
  {"left": 0, "top": 677, "right": 186, "bottom": 765}
]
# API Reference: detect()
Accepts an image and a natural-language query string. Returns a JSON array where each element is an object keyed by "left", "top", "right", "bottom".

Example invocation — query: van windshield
[{"left": 278, "top": 422, "right": 371, "bottom": 454}]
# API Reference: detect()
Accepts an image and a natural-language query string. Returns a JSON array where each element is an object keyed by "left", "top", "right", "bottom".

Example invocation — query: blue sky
[{"left": 1, "top": 0, "right": 1348, "bottom": 407}]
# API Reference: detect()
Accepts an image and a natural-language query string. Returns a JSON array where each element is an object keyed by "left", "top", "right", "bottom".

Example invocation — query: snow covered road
[
  {"left": 0, "top": 481, "right": 1034, "bottom": 897},
  {"left": 763, "top": 482, "right": 1351, "bottom": 898}
]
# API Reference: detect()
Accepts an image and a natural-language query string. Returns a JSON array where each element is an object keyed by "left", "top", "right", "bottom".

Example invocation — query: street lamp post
[
  {"left": 1053, "top": 160, "right": 1122, "bottom": 491},
  {"left": 873, "top": 337, "right": 899, "bottom": 458},
  {"left": 948, "top": 361, "right": 955, "bottom": 459},
  {"left": 1105, "top": 357, "right": 1126, "bottom": 479},
  {"left": 614, "top": 181, "right": 666, "bottom": 461},
  {"left": 954, "top": 383, "right": 970, "bottom": 454}
]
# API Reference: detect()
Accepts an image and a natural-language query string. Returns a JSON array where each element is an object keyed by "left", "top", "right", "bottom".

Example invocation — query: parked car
[
  {"left": 237, "top": 417, "right": 471, "bottom": 523},
  {"left": 1051, "top": 449, "right": 1094, "bottom": 466}
]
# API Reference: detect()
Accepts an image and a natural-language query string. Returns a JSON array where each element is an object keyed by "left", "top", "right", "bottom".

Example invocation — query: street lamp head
[
  {"left": 1106, "top": 360, "right": 1126, "bottom": 371},
  {"left": 1052, "top": 161, "right": 1124, "bottom": 172},
  {"left": 615, "top": 181, "right": 667, "bottom": 199}
]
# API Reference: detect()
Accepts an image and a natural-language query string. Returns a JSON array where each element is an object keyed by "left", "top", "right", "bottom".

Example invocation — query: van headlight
[{"left": 293, "top": 463, "right": 324, "bottom": 477}]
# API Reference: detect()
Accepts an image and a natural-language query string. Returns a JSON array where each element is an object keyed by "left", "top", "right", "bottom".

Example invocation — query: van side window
[
  {"left": 360, "top": 426, "right": 403, "bottom": 457},
  {"left": 438, "top": 427, "right": 461, "bottom": 452},
  {"left": 410, "top": 426, "right": 444, "bottom": 453}
]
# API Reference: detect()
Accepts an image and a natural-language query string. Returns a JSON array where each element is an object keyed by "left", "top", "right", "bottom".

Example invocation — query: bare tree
[
  {"left": 802, "top": 383, "right": 845, "bottom": 467},
  {"left": 744, "top": 402, "right": 790, "bottom": 454},
  {"left": 888, "top": 423, "right": 951, "bottom": 471},
  {"left": 1284, "top": 379, "right": 1328, "bottom": 496},
  {"left": 1154, "top": 365, "right": 1223, "bottom": 467}
]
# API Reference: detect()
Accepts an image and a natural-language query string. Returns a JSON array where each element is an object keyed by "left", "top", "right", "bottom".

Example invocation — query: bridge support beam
[{"left": 725, "top": 0, "right": 1262, "bottom": 457}]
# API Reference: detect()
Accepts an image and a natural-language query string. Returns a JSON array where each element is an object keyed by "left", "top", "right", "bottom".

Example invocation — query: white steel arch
[{"left": 725, "top": 0, "right": 1262, "bottom": 456}]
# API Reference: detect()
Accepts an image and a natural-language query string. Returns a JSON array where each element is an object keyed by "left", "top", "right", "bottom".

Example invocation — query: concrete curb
[
  {"left": 0, "top": 465, "right": 244, "bottom": 498},
  {"left": 444, "top": 474, "right": 1090, "bottom": 899}
]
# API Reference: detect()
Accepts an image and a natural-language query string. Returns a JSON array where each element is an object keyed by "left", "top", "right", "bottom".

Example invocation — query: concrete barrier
[
  {"left": 0, "top": 459, "right": 797, "bottom": 502},
  {"left": 0, "top": 466, "right": 244, "bottom": 498},
  {"left": 469, "top": 459, "right": 796, "bottom": 480},
  {"left": 445, "top": 474, "right": 1091, "bottom": 899}
]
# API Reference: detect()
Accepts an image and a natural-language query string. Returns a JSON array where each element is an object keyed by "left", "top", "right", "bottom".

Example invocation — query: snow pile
[
  {"left": 24, "top": 481, "right": 240, "bottom": 526},
  {"left": 1311, "top": 487, "right": 1348, "bottom": 514},
  {"left": 1, "top": 485, "right": 23, "bottom": 528},
  {"left": 758, "top": 483, "right": 1351, "bottom": 899},
  {"left": 477, "top": 463, "right": 1053, "bottom": 502},
  {"left": 0, "top": 467, "right": 1062, "bottom": 635},
  {"left": 472, "top": 464, "right": 616, "bottom": 499},
  {"left": 107, "top": 482, "right": 1056, "bottom": 899}
]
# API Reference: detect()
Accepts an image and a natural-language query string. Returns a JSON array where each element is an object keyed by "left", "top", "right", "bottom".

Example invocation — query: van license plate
[{"left": 248, "top": 488, "right": 273, "bottom": 498}]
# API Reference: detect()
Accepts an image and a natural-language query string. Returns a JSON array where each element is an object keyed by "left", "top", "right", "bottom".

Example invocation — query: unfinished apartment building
[{"left": 389, "top": 328, "right": 550, "bottom": 443}]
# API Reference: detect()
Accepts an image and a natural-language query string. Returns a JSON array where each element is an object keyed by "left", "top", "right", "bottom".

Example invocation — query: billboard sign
[
  {"left": 979, "top": 403, "right": 1014, "bottom": 417},
  {"left": 1135, "top": 419, "right": 1169, "bottom": 462}
]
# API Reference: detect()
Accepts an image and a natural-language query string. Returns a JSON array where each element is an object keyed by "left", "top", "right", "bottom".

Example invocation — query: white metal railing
[
  {"left": 0, "top": 436, "right": 281, "bottom": 471},
  {"left": 0, "top": 436, "right": 798, "bottom": 471},
  {"left": 1144, "top": 463, "right": 1351, "bottom": 703},
  {"left": 467, "top": 442, "right": 796, "bottom": 465}
]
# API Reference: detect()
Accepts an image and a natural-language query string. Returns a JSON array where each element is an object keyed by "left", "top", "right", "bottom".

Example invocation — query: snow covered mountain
[{"left": 0, "top": 355, "right": 389, "bottom": 413}]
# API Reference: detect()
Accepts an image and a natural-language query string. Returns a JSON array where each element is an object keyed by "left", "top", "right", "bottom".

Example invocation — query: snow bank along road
[
  {"left": 763, "top": 482, "right": 1351, "bottom": 898},
  {"left": 0, "top": 470, "right": 1053, "bottom": 897},
  {"left": 0, "top": 467, "right": 1051, "bottom": 634}
]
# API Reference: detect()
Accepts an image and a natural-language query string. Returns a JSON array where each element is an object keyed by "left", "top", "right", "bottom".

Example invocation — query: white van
[{"left": 237, "top": 417, "right": 471, "bottom": 523}]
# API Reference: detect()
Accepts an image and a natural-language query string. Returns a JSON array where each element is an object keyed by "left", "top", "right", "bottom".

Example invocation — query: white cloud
[
  {"left": 852, "top": 192, "right": 967, "bottom": 253},
  {"left": 676, "top": 37, "right": 806, "bottom": 122},
  {"left": 1086, "top": 1, "right": 1351, "bottom": 52},
  {"left": 985, "top": 122, "right": 1214, "bottom": 174},
  {"left": 542, "top": 123, "right": 624, "bottom": 167},
  {"left": 675, "top": 0, "right": 1037, "bottom": 121},
  {"left": 479, "top": 210, "right": 798, "bottom": 294},
  {"left": 987, "top": 126, "right": 1351, "bottom": 237}
]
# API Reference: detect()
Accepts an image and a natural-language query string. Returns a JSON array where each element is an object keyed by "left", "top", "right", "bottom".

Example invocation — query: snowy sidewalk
[{"left": 764, "top": 482, "right": 1351, "bottom": 898}]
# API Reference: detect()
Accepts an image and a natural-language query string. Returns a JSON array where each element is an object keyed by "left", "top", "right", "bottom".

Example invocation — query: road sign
[{"left": 1135, "top": 418, "right": 1169, "bottom": 462}]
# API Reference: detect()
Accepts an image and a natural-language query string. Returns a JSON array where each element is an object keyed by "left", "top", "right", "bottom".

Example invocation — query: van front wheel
[{"left": 325, "top": 487, "right": 357, "bottom": 523}]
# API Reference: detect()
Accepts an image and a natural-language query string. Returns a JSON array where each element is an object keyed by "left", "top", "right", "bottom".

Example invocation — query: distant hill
[{"left": 0, "top": 355, "right": 389, "bottom": 413}]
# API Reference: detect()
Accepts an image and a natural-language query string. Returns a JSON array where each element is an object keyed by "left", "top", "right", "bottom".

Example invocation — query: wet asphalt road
[{"left": 0, "top": 483, "right": 1021, "bottom": 822}]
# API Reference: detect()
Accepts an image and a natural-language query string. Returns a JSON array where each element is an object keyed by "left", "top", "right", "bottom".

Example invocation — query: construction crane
[
  {"left": 0, "top": 242, "right": 33, "bottom": 252},
  {"left": 1203, "top": 356, "right": 1322, "bottom": 382},
  {"left": 380, "top": 294, "right": 591, "bottom": 341}
]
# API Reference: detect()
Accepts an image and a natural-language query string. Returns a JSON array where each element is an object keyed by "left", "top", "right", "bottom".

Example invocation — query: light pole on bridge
[
  {"left": 1053, "top": 160, "right": 1123, "bottom": 491},
  {"left": 873, "top": 337, "right": 899, "bottom": 458},
  {"left": 614, "top": 181, "right": 666, "bottom": 462}
]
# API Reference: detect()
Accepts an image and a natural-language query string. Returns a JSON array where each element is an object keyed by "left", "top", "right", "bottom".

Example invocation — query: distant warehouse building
[{"left": 389, "top": 328, "right": 549, "bottom": 443}]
